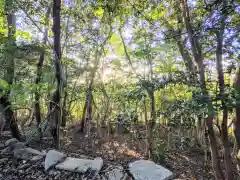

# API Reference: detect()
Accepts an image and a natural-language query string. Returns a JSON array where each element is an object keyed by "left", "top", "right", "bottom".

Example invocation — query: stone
[
  {"left": 56, "top": 157, "right": 91, "bottom": 172},
  {"left": 56, "top": 157, "right": 103, "bottom": 173},
  {"left": 1, "top": 141, "right": 26, "bottom": 155},
  {"left": 13, "top": 148, "right": 30, "bottom": 160},
  {"left": 91, "top": 157, "right": 103, "bottom": 172},
  {"left": 25, "top": 148, "right": 46, "bottom": 156},
  {"left": 5, "top": 138, "right": 19, "bottom": 147},
  {"left": 106, "top": 166, "right": 128, "bottom": 180},
  {"left": 9, "top": 144, "right": 46, "bottom": 161},
  {"left": 44, "top": 150, "right": 66, "bottom": 171},
  {"left": 11, "top": 142, "right": 26, "bottom": 151},
  {"left": 129, "top": 160, "right": 173, "bottom": 180},
  {"left": 31, "top": 154, "right": 45, "bottom": 161},
  {"left": 4, "top": 142, "right": 28, "bottom": 160}
]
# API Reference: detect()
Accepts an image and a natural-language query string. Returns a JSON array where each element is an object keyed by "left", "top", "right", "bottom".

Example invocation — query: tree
[
  {"left": 52, "top": 0, "right": 63, "bottom": 148},
  {"left": 35, "top": 5, "right": 51, "bottom": 138},
  {"left": 0, "top": 0, "right": 239, "bottom": 178},
  {"left": 215, "top": 1, "right": 234, "bottom": 178},
  {"left": 0, "top": 0, "right": 21, "bottom": 140},
  {"left": 234, "top": 66, "right": 240, "bottom": 163},
  {"left": 181, "top": 0, "right": 224, "bottom": 178}
]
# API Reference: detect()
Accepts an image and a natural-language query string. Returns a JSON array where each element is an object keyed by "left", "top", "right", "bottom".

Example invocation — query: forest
[{"left": 0, "top": 0, "right": 239, "bottom": 179}]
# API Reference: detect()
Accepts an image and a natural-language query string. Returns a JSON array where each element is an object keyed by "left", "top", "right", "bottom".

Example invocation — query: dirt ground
[
  {"left": 68, "top": 129, "right": 216, "bottom": 180},
  {"left": 0, "top": 126, "right": 229, "bottom": 180}
]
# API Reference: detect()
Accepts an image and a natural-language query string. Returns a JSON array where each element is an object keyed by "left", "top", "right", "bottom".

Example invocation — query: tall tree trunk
[
  {"left": 101, "top": 83, "right": 110, "bottom": 127},
  {"left": 61, "top": 87, "right": 67, "bottom": 127},
  {"left": 52, "top": 0, "right": 62, "bottom": 149},
  {"left": 145, "top": 35, "right": 156, "bottom": 160},
  {"left": 35, "top": 6, "right": 51, "bottom": 137},
  {"left": 176, "top": 36, "right": 196, "bottom": 78},
  {"left": 61, "top": 7, "right": 71, "bottom": 128},
  {"left": 0, "top": 0, "right": 21, "bottom": 140},
  {"left": 80, "top": 87, "right": 93, "bottom": 133},
  {"left": 181, "top": 0, "right": 224, "bottom": 179},
  {"left": 147, "top": 88, "right": 156, "bottom": 159},
  {"left": 143, "top": 96, "right": 149, "bottom": 156},
  {"left": 234, "top": 67, "right": 240, "bottom": 167},
  {"left": 234, "top": 67, "right": 240, "bottom": 147},
  {"left": 80, "top": 94, "right": 87, "bottom": 132},
  {"left": 86, "top": 89, "right": 93, "bottom": 136},
  {"left": 61, "top": 63, "right": 67, "bottom": 128},
  {"left": 215, "top": 9, "right": 234, "bottom": 179},
  {"left": 80, "top": 51, "right": 99, "bottom": 132},
  {"left": 206, "top": 116, "right": 224, "bottom": 179}
]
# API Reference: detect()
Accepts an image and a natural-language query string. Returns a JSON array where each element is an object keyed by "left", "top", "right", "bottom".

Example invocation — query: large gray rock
[
  {"left": 31, "top": 154, "right": 45, "bottom": 161},
  {"left": 3, "top": 138, "right": 46, "bottom": 161},
  {"left": 55, "top": 157, "right": 103, "bottom": 173},
  {"left": 13, "top": 145, "right": 47, "bottom": 161},
  {"left": 44, "top": 150, "right": 66, "bottom": 171},
  {"left": 25, "top": 148, "right": 46, "bottom": 156},
  {"left": 4, "top": 142, "right": 28, "bottom": 160},
  {"left": 129, "top": 160, "right": 173, "bottom": 180},
  {"left": 2, "top": 139, "right": 24, "bottom": 153},
  {"left": 11, "top": 142, "right": 26, "bottom": 150},
  {"left": 13, "top": 148, "right": 29, "bottom": 160},
  {"left": 91, "top": 157, "right": 103, "bottom": 172},
  {"left": 5, "top": 138, "right": 19, "bottom": 147}
]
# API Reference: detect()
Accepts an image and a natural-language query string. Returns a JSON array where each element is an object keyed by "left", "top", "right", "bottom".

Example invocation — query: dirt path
[{"left": 0, "top": 131, "right": 216, "bottom": 180}]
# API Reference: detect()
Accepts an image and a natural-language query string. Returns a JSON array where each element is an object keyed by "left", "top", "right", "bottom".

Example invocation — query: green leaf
[
  {"left": 105, "top": 49, "right": 110, "bottom": 55},
  {"left": 134, "top": 49, "right": 146, "bottom": 57},
  {"left": 109, "top": 33, "right": 120, "bottom": 45},
  {"left": 115, "top": 44, "right": 124, "bottom": 56},
  {"left": 171, "top": 65, "right": 177, "bottom": 71},
  {"left": 0, "top": 29, "right": 7, "bottom": 34},
  {"left": 0, "top": 78, "right": 9, "bottom": 91},
  {"left": 112, "top": 59, "right": 121, "bottom": 68},
  {"left": 94, "top": 7, "right": 104, "bottom": 18},
  {"left": 16, "top": 30, "right": 31, "bottom": 40},
  {"left": 0, "top": 79, "right": 9, "bottom": 98},
  {"left": 66, "top": 59, "right": 75, "bottom": 65},
  {"left": 150, "top": 9, "right": 165, "bottom": 20}
]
